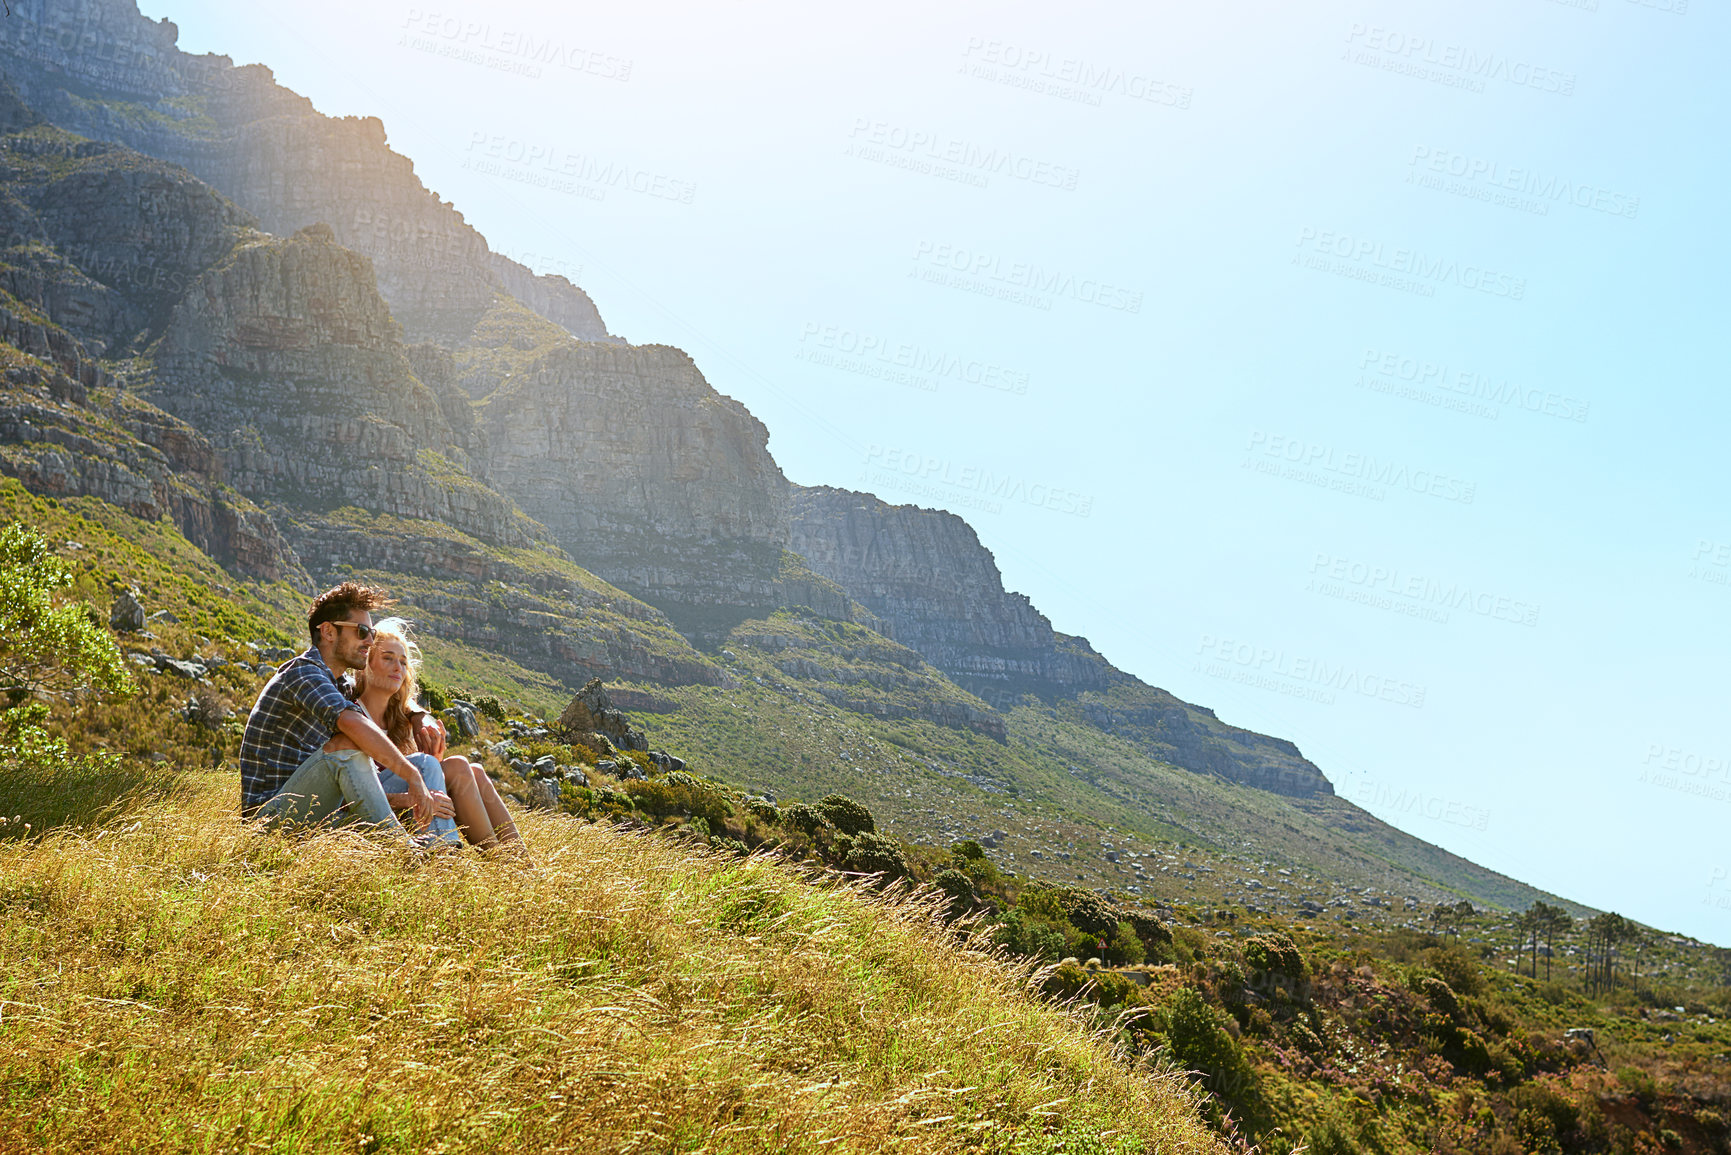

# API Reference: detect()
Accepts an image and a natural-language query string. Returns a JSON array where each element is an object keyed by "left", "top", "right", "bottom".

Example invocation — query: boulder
[
  {"left": 449, "top": 702, "right": 479, "bottom": 738},
  {"left": 557, "top": 678, "right": 648, "bottom": 751},
  {"left": 110, "top": 589, "right": 145, "bottom": 632}
]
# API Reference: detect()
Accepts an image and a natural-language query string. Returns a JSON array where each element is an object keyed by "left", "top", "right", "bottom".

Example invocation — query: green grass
[{"left": 0, "top": 773, "right": 1225, "bottom": 1155}]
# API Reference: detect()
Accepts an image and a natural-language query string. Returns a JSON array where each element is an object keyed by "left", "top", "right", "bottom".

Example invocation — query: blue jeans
[
  {"left": 256, "top": 748, "right": 413, "bottom": 844},
  {"left": 379, "top": 752, "right": 463, "bottom": 848}
]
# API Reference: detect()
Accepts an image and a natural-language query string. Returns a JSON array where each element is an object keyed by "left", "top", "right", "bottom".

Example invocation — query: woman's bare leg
[
  {"left": 465, "top": 757, "right": 526, "bottom": 851},
  {"left": 439, "top": 755, "right": 497, "bottom": 849}
]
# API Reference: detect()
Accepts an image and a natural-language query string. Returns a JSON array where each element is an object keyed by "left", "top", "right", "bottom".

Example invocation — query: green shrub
[
  {"left": 934, "top": 868, "right": 976, "bottom": 914},
  {"left": 1425, "top": 943, "right": 1486, "bottom": 996},
  {"left": 1160, "top": 985, "right": 1256, "bottom": 1115},
  {"left": 781, "top": 802, "right": 826, "bottom": 836},
  {"left": 817, "top": 793, "right": 874, "bottom": 836},
  {"left": 1106, "top": 921, "right": 1145, "bottom": 966},
  {"left": 952, "top": 839, "right": 985, "bottom": 861},
  {"left": 1123, "top": 910, "right": 1173, "bottom": 956},
  {"left": 1243, "top": 931, "right": 1306, "bottom": 982},
  {"left": 840, "top": 832, "right": 908, "bottom": 880},
  {"left": 417, "top": 677, "right": 449, "bottom": 712},
  {"left": 625, "top": 772, "right": 730, "bottom": 826},
  {"left": 1056, "top": 887, "right": 1121, "bottom": 939},
  {"left": 474, "top": 695, "right": 507, "bottom": 724},
  {"left": 992, "top": 910, "right": 1066, "bottom": 961},
  {"left": 1414, "top": 974, "right": 1463, "bottom": 1021}
]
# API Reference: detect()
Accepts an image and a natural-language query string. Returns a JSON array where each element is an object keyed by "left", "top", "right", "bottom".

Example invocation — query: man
[{"left": 240, "top": 581, "right": 452, "bottom": 844}]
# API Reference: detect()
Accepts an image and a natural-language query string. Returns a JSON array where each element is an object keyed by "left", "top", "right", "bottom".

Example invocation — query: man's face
[{"left": 325, "top": 609, "right": 375, "bottom": 673}]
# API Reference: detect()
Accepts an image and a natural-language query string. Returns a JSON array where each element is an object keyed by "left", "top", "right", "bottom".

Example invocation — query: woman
[{"left": 326, "top": 618, "right": 526, "bottom": 852}]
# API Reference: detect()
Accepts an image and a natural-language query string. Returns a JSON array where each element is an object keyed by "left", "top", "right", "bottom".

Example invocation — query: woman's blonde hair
[{"left": 354, "top": 616, "right": 424, "bottom": 753}]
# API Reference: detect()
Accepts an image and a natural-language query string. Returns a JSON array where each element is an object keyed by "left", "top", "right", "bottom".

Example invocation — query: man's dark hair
[{"left": 307, "top": 581, "right": 393, "bottom": 645}]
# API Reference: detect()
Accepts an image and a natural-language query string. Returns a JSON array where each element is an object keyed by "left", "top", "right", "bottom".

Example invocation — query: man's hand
[
  {"left": 427, "top": 790, "right": 456, "bottom": 821},
  {"left": 407, "top": 778, "right": 439, "bottom": 829},
  {"left": 412, "top": 714, "right": 448, "bottom": 759}
]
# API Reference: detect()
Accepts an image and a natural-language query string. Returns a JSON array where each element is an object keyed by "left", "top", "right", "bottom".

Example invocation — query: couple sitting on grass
[{"left": 238, "top": 581, "right": 525, "bottom": 852}]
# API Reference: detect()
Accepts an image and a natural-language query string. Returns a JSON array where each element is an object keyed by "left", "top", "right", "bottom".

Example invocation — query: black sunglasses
[{"left": 327, "top": 621, "right": 376, "bottom": 640}]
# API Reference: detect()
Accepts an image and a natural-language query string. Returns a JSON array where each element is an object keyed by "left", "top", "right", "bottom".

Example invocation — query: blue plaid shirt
[{"left": 238, "top": 648, "right": 366, "bottom": 814}]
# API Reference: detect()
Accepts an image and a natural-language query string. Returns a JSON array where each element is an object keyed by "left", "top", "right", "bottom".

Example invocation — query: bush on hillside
[
  {"left": 1160, "top": 985, "right": 1257, "bottom": 1124},
  {"left": 474, "top": 695, "right": 507, "bottom": 724},
  {"left": 817, "top": 793, "right": 874, "bottom": 836},
  {"left": 781, "top": 802, "right": 828, "bottom": 837},
  {"left": 625, "top": 772, "right": 730, "bottom": 826},
  {"left": 0, "top": 523, "right": 144, "bottom": 831},
  {"left": 992, "top": 909, "right": 1066, "bottom": 961},
  {"left": 839, "top": 831, "right": 908, "bottom": 880},
  {"left": 1123, "top": 910, "right": 1173, "bottom": 956},
  {"left": 934, "top": 868, "right": 976, "bottom": 916},
  {"left": 1050, "top": 886, "right": 1120, "bottom": 940},
  {"left": 0, "top": 523, "right": 131, "bottom": 712},
  {"left": 417, "top": 677, "right": 449, "bottom": 711},
  {"left": 1106, "top": 920, "right": 1145, "bottom": 966},
  {"left": 952, "top": 839, "right": 985, "bottom": 861},
  {"left": 1244, "top": 931, "right": 1306, "bottom": 984},
  {"left": 1425, "top": 942, "right": 1486, "bottom": 996}
]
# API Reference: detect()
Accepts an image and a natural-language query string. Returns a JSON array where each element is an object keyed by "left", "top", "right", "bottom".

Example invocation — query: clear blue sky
[{"left": 147, "top": 0, "right": 1730, "bottom": 942}]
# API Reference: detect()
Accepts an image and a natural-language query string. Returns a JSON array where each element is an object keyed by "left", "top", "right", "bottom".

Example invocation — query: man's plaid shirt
[{"left": 238, "top": 648, "right": 366, "bottom": 814}]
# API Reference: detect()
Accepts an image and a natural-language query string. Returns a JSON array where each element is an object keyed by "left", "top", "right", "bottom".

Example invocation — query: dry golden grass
[{"left": 0, "top": 774, "right": 1225, "bottom": 1154}]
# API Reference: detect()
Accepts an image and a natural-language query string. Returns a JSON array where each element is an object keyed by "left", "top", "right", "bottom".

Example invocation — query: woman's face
[{"left": 368, "top": 636, "right": 408, "bottom": 695}]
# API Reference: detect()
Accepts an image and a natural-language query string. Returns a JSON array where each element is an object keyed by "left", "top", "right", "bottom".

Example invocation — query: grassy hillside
[
  {"left": 0, "top": 773, "right": 1222, "bottom": 1155},
  {"left": 0, "top": 476, "right": 1591, "bottom": 919}
]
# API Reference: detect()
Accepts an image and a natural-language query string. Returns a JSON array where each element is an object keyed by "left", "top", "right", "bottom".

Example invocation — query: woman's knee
[{"left": 441, "top": 755, "right": 479, "bottom": 797}]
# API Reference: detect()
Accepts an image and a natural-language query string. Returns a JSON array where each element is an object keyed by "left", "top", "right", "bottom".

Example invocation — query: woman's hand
[{"left": 412, "top": 714, "right": 448, "bottom": 759}]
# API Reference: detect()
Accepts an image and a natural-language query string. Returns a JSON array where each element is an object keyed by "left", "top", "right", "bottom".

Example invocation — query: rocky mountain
[
  {"left": 481, "top": 341, "right": 792, "bottom": 638},
  {"left": 790, "top": 485, "right": 1333, "bottom": 797},
  {"left": 0, "top": 91, "right": 717, "bottom": 688},
  {"left": 790, "top": 485, "right": 1107, "bottom": 696},
  {"left": 0, "top": 0, "right": 609, "bottom": 348}
]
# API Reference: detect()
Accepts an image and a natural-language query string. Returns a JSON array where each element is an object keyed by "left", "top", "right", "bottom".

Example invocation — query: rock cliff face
[
  {"left": 1077, "top": 685, "right": 1335, "bottom": 798},
  {"left": 0, "top": 0, "right": 610, "bottom": 347},
  {"left": 481, "top": 343, "right": 792, "bottom": 638},
  {"left": 790, "top": 485, "right": 1106, "bottom": 695},
  {"left": 790, "top": 485, "right": 1333, "bottom": 796},
  {"left": 147, "top": 224, "right": 531, "bottom": 548}
]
